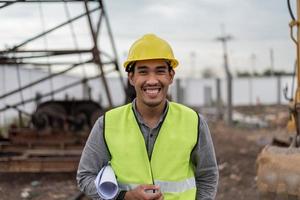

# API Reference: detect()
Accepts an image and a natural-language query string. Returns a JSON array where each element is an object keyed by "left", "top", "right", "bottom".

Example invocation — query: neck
[{"left": 135, "top": 100, "right": 167, "bottom": 128}]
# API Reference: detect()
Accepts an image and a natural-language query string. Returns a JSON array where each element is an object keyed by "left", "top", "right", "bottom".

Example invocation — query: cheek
[{"left": 162, "top": 76, "right": 173, "bottom": 85}]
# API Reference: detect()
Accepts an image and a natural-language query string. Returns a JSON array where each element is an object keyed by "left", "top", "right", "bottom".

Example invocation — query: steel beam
[{"left": 84, "top": 0, "right": 113, "bottom": 107}]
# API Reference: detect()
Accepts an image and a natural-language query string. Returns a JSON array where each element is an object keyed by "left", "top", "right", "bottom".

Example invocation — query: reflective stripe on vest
[
  {"left": 104, "top": 102, "right": 199, "bottom": 199},
  {"left": 119, "top": 177, "right": 196, "bottom": 193}
]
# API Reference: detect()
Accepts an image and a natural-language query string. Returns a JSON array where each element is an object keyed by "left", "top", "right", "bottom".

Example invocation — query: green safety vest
[{"left": 104, "top": 102, "right": 199, "bottom": 200}]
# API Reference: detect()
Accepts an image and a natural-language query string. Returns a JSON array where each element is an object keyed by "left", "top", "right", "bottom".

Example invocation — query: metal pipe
[
  {"left": 95, "top": 10, "right": 103, "bottom": 41},
  {"left": 1, "top": 61, "right": 82, "bottom": 65},
  {"left": 0, "top": 49, "right": 113, "bottom": 60},
  {"left": 216, "top": 34, "right": 233, "bottom": 126},
  {"left": 297, "top": 0, "right": 300, "bottom": 88},
  {"left": 0, "top": 49, "right": 92, "bottom": 54},
  {"left": 8, "top": 6, "right": 100, "bottom": 51},
  {"left": 0, "top": 60, "right": 113, "bottom": 66},
  {"left": 0, "top": 0, "right": 97, "bottom": 3},
  {"left": 4, "top": 105, "right": 31, "bottom": 116},
  {"left": 0, "top": 68, "right": 116, "bottom": 112},
  {"left": 0, "top": 60, "right": 91, "bottom": 100},
  {"left": 295, "top": 0, "right": 300, "bottom": 141},
  {"left": 0, "top": 2, "right": 16, "bottom": 9},
  {"left": 84, "top": 0, "right": 113, "bottom": 107},
  {"left": 101, "top": 0, "right": 127, "bottom": 97}
]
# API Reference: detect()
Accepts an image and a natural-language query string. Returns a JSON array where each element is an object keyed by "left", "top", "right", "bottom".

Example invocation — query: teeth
[
  {"left": 144, "top": 88, "right": 160, "bottom": 94},
  {"left": 147, "top": 89, "right": 158, "bottom": 94}
]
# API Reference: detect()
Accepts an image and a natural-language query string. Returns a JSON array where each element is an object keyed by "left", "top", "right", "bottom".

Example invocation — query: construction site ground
[{"left": 0, "top": 105, "right": 288, "bottom": 200}]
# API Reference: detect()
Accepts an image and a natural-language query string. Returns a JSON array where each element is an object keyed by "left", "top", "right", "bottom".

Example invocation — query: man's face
[{"left": 128, "top": 59, "right": 175, "bottom": 108}]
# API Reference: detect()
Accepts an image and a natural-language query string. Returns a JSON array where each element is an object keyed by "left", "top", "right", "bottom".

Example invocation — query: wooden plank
[
  {"left": 0, "top": 148, "right": 83, "bottom": 172},
  {"left": 0, "top": 157, "right": 80, "bottom": 172}
]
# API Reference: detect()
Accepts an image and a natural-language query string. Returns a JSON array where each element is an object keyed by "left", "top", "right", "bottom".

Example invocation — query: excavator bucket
[
  {"left": 256, "top": 145, "right": 300, "bottom": 199},
  {"left": 256, "top": 0, "right": 300, "bottom": 199}
]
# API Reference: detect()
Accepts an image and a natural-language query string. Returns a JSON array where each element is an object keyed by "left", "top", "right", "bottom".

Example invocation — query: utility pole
[
  {"left": 190, "top": 51, "right": 197, "bottom": 77},
  {"left": 270, "top": 48, "right": 274, "bottom": 76},
  {"left": 216, "top": 25, "right": 233, "bottom": 126},
  {"left": 250, "top": 53, "right": 256, "bottom": 105}
]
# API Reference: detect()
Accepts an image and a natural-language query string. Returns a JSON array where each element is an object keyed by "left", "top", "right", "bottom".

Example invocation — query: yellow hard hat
[{"left": 123, "top": 34, "right": 179, "bottom": 70}]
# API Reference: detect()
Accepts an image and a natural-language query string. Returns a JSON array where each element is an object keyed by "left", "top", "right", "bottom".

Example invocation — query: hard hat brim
[{"left": 123, "top": 58, "right": 178, "bottom": 70}]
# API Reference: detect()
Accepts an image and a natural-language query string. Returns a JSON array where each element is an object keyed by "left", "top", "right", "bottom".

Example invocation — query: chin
[{"left": 144, "top": 99, "right": 163, "bottom": 107}]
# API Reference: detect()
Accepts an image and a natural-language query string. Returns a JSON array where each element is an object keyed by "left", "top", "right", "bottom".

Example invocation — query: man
[{"left": 77, "top": 34, "right": 219, "bottom": 200}]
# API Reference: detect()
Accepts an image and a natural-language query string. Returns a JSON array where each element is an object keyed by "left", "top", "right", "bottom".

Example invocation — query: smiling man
[{"left": 77, "top": 34, "right": 219, "bottom": 200}]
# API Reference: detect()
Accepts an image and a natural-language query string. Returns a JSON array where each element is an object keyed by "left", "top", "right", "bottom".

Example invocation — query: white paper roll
[{"left": 95, "top": 165, "right": 119, "bottom": 200}]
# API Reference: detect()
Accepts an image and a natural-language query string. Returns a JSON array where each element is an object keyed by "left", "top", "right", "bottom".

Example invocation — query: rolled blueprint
[{"left": 94, "top": 165, "right": 119, "bottom": 199}]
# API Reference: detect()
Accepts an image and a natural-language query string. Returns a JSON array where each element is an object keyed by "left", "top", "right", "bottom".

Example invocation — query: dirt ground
[
  {"left": 0, "top": 105, "right": 288, "bottom": 200},
  {"left": 213, "top": 122, "right": 272, "bottom": 200}
]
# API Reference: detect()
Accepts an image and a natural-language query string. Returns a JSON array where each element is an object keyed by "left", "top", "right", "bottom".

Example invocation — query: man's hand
[{"left": 124, "top": 184, "right": 163, "bottom": 200}]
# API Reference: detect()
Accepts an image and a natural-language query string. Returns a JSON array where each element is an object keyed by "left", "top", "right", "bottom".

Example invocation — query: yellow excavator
[{"left": 256, "top": 0, "right": 300, "bottom": 199}]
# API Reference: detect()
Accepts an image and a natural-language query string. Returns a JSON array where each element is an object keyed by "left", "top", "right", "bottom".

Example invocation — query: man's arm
[
  {"left": 77, "top": 116, "right": 110, "bottom": 199},
  {"left": 192, "top": 114, "right": 219, "bottom": 200}
]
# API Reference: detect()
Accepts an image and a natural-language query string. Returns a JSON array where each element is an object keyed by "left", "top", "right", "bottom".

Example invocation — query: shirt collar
[{"left": 132, "top": 99, "right": 169, "bottom": 129}]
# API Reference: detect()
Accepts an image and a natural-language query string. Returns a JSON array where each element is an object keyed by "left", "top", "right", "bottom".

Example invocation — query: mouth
[{"left": 143, "top": 87, "right": 161, "bottom": 97}]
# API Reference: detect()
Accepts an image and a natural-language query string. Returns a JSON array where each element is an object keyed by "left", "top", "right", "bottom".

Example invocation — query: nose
[{"left": 146, "top": 73, "right": 159, "bottom": 85}]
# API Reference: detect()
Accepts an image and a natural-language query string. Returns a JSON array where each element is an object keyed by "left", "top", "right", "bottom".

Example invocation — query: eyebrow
[
  {"left": 136, "top": 65, "right": 168, "bottom": 70},
  {"left": 136, "top": 66, "right": 148, "bottom": 70},
  {"left": 156, "top": 66, "right": 168, "bottom": 70}
]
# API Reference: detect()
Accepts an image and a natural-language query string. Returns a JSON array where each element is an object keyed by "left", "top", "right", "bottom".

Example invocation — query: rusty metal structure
[{"left": 0, "top": 0, "right": 130, "bottom": 172}]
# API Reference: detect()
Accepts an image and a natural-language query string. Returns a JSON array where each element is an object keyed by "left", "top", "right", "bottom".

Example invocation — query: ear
[
  {"left": 128, "top": 72, "right": 135, "bottom": 86},
  {"left": 169, "top": 70, "right": 175, "bottom": 84}
]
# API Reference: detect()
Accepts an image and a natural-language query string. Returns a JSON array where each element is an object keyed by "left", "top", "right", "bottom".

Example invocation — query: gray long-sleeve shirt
[{"left": 77, "top": 101, "right": 219, "bottom": 200}]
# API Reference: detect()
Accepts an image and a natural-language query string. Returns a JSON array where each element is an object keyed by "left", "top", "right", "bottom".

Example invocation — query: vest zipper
[{"left": 147, "top": 130, "right": 155, "bottom": 189}]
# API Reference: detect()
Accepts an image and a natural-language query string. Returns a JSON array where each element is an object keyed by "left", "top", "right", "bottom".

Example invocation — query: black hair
[
  {"left": 125, "top": 62, "right": 136, "bottom": 73},
  {"left": 126, "top": 61, "right": 173, "bottom": 73}
]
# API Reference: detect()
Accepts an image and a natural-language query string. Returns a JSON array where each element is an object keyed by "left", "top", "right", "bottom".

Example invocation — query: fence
[{"left": 0, "top": 66, "right": 295, "bottom": 123}]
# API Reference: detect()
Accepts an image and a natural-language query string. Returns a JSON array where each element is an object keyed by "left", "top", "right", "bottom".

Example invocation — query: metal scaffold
[
  {"left": 0, "top": 0, "right": 126, "bottom": 108},
  {"left": 0, "top": 0, "right": 129, "bottom": 172}
]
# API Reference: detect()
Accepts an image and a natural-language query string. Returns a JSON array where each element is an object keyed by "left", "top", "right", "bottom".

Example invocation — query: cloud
[
  {"left": 0, "top": 0, "right": 296, "bottom": 75},
  {"left": 144, "top": 3, "right": 186, "bottom": 20}
]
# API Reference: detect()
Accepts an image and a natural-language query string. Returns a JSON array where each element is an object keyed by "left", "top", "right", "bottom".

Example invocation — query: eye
[
  {"left": 138, "top": 70, "right": 147, "bottom": 75},
  {"left": 157, "top": 69, "right": 167, "bottom": 74}
]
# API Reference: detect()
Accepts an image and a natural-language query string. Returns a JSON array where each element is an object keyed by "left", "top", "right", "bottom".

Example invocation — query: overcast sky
[{"left": 0, "top": 0, "right": 297, "bottom": 77}]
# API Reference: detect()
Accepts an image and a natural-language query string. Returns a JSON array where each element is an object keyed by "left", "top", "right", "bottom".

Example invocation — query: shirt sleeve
[
  {"left": 192, "top": 114, "right": 219, "bottom": 200},
  {"left": 76, "top": 116, "right": 110, "bottom": 200}
]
